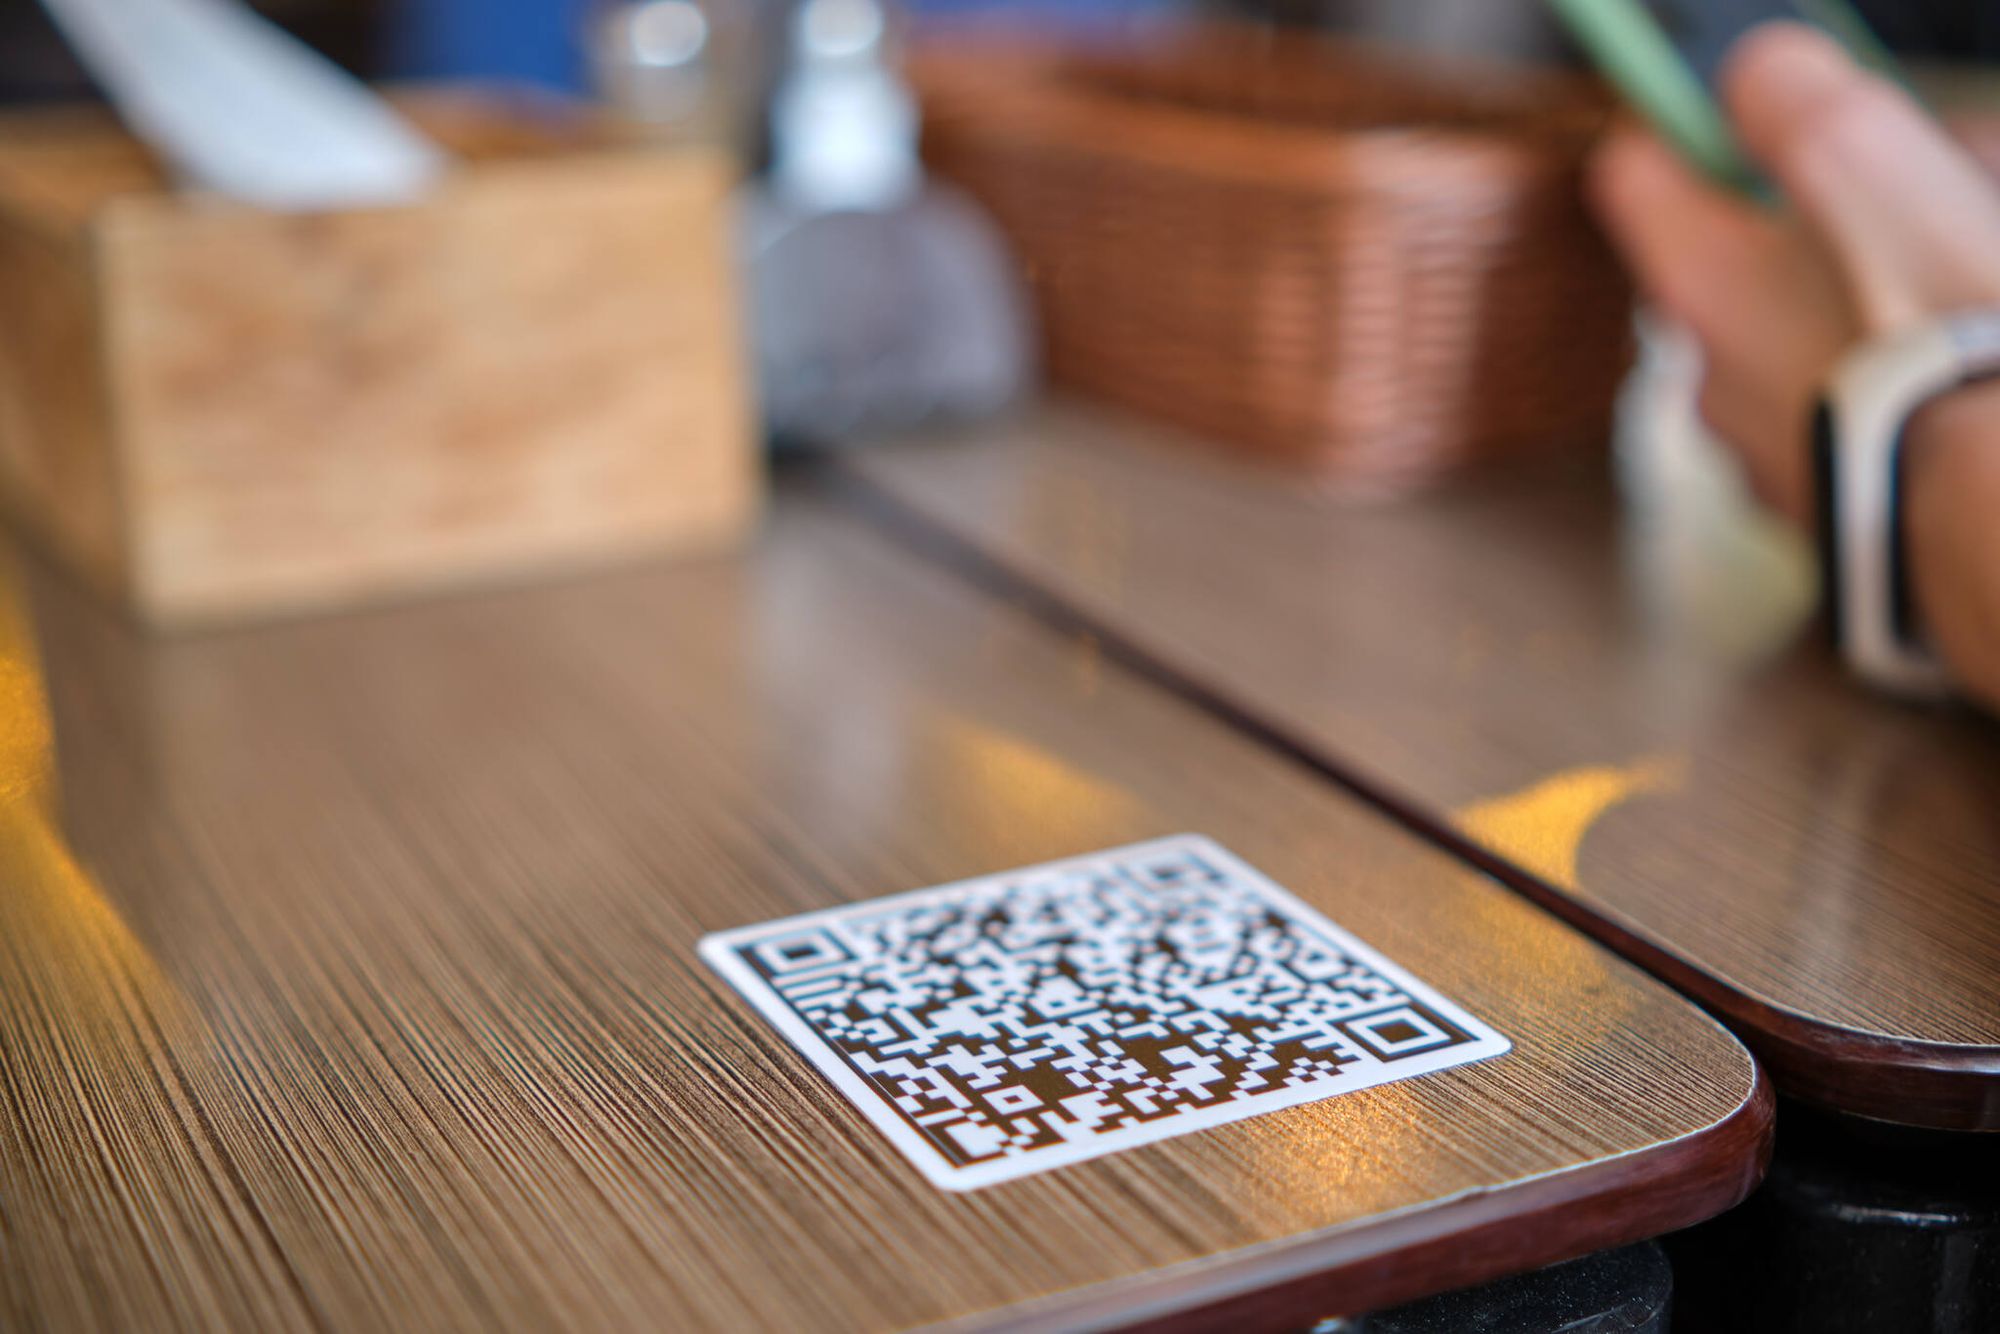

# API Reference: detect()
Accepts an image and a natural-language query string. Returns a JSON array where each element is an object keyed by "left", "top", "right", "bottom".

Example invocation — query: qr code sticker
[{"left": 701, "top": 835, "right": 1510, "bottom": 1190}]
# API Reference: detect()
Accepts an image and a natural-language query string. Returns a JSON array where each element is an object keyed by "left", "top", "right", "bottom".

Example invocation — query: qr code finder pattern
[{"left": 734, "top": 846, "right": 1478, "bottom": 1171}]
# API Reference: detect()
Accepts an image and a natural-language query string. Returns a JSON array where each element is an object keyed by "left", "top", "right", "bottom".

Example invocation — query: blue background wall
[{"left": 381, "top": 0, "right": 1176, "bottom": 93}]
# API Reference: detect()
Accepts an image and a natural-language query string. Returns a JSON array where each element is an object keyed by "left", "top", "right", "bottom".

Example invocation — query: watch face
[
  {"left": 1810, "top": 397, "right": 1843, "bottom": 650},
  {"left": 1889, "top": 422, "right": 1919, "bottom": 648}
]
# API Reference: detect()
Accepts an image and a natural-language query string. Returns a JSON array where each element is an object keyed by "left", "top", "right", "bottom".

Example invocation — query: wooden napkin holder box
[{"left": 0, "top": 92, "right": 759, "bottom": 627}]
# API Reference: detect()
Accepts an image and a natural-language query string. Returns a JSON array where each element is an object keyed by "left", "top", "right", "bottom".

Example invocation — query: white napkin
[{"left": 38, "top": 0, "right": 447, "bottom": 210}]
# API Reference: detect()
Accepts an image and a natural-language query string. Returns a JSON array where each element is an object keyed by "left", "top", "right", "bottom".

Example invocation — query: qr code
[{"left": 701, "top": 836, "right": 1509, "bottom": 1190}]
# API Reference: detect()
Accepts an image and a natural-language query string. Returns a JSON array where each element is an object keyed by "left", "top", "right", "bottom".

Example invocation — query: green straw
[{"left": 1545, "top": 0, "right": 1765, "bottom": 194}]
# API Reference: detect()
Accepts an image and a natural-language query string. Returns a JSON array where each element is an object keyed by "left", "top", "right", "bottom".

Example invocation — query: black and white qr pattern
[{"left": 702, "top": 836, "right": 1509, "bottom": 1189}]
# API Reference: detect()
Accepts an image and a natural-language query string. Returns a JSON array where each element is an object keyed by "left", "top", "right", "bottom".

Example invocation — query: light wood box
[{"left": 0, "top": 92, "right": 760, "bottom": 626}]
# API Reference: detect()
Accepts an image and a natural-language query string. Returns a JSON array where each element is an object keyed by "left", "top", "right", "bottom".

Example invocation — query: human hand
[{"left": 1589, "top": 21, "right": 2000, "bottom": 528}]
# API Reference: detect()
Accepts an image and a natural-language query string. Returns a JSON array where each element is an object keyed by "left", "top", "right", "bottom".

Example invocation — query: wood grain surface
[
  {"left": 838, "top": 404, "right": 2000, "bottom": 1130},
  {"left": 0, "top": 484, "right": 1764, "bottom": 1332}
]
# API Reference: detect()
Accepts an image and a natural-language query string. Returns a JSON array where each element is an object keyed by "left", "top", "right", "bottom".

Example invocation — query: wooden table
[
  {"left": 839, "top": 404, "right": 2000, "bottom": 1131},
  {"left": 0, "top": 485, "right": 1765, "bottom": 1332}
]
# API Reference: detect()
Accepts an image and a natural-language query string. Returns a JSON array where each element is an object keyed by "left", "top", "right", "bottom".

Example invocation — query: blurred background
[
  {"left": 6, "top": 0, "right": 1997, "bottom": 105},
  {"left": 4, "top": 0, "right": 2000, "bottom": 625}
]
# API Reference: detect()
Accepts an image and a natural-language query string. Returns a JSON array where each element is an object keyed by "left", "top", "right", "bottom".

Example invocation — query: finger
[
  {"left": 1722, "top": 21, "right": 2000, "bottom": 328},
  {"left": 1589, "top": 124, "right": 1783, "bottom": 346},
  {"left": 1944, "top": 113, "right": 2000, "bottom": 182},
  {"left": 1593, "top": 124, "right": 1847, "bottom": 523},
  {"left": 1584, "top": 124, "right": 1824, "bottom": 350}
]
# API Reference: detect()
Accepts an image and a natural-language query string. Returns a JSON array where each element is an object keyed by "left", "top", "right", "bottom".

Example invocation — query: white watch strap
[{"left": 1823, "top": 310, "right": 2000, "bottom": 697}]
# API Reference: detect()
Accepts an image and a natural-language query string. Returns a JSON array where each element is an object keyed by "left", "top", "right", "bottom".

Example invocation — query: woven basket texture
[{"left": 915, "top": 27, "right": 1636, "bottom": 491}]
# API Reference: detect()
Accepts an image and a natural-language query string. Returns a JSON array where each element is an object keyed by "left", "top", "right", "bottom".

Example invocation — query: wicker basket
[{"left": 913, "top": 28, "right": 1635, "bottom": 492}]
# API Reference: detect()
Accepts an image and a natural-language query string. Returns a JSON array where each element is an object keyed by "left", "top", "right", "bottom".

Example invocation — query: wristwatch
[{"left": 1812, "top": 310, "right": 2000, "bottom": 698}]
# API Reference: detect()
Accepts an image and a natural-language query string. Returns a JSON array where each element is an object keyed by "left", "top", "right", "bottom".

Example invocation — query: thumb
[{"left": 1723, "top": 22, "right": 2000, "bottom": 332}]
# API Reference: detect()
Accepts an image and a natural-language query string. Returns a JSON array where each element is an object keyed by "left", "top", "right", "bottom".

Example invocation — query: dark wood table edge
[
  {"left": 1469, "top": 850, "right": 2000, "bottom": 1133},
  {"left": 939, "top": 1065, "right": 1775, "bottom": 1333},
  {"left": 825, "top": 463, "right": 2000, "bottom": 1132}
]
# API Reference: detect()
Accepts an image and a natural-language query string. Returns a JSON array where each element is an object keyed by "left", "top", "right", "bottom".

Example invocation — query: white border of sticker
[{"left": 700, "top": 834, "right": 1512, "bottom": 1191}]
